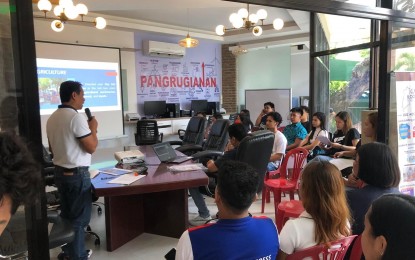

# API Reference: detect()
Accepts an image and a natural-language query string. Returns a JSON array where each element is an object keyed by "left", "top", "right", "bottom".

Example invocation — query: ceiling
[{"left": 32, "top": 0, "right": 311, "bottom": 50}]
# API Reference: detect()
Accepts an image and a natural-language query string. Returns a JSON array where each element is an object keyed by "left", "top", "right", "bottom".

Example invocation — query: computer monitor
[
  {"left": 190, "top": 100, "right": 208, "bottom": 114},
  {"left": 143, "top": 100, "right": 166, "bottom": 118}
]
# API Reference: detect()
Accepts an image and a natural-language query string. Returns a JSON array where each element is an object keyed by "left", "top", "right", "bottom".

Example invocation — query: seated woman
[
  {"left": 362, "top": 194, "right": 415, "bottom": 260},
  {"left": 299, "top": 112, "right": 328, "bottom": 160},
  {"left": 346, "top": 142, "right": 401, "bottom": 235},
  {"left": 338, "top": 111, "right": 378, "bottom": 185},
  {"left": 237, "top": 112, "right": 254, "bottom": 133},
  {"left": 314, "top": 111, "right": 360, "bottom": 162},
  {"left": 335, "top": 111, "right": 377, "bottom": 159},
  {"left": 277, "top": 161, "right": 351, "bottom": 259}
]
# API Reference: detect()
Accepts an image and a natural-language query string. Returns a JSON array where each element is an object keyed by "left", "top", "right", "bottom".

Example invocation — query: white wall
[
  {"left": 34, "top": 20, "right": 137, "bottom": 115},
  {"left": 237, "top": 46, "right": 292, "bottom": 110},
  {"left": 290, "top": 52, "right": 309, "bottom": 98}
]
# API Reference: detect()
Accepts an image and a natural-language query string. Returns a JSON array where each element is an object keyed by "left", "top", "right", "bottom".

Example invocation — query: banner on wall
[
  {"left": 136, "top": 57, "right": 221, "bottom": 110},
  {"left": 395, "top": 71, "right": 415, "bottom": 196}
]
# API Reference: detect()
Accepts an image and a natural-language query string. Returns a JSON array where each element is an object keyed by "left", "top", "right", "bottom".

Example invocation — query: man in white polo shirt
[{"left": 47, "top": 81, "right": 98, "bottom": 260}]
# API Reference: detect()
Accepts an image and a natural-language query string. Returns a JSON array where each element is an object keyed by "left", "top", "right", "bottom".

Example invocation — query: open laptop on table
[{"left": 152, "top": 142, "right": 193, "bottom": 164}]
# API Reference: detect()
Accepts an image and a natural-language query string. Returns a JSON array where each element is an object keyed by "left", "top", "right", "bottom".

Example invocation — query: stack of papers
[
  {"left": 108, "top": 173, "right": 146, "bottom": 185},
  {"left": 168, "top": 163, "right": 206, "bottom": 173},
  {"left": 99, "top": 168, "right": 132, "bottom": 176}
]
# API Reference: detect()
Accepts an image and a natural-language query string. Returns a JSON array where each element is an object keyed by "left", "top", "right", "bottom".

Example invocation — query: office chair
[
  {"left": 0, "top": 210, "right": 75, "bottom": 260},
  {"left": 192, "top": 130, "right": 274, "bottom": 195},
  {"left": 170, "top": 116, "right": 206, "bottom": 147},
  {"left": 235, "top": 130, "right": 274, "bottom": 193},
  {"left": 227, "top": 113, "right": 238, "bottom": 125},
  {"left": 135, "top": 119, "right": 163, "bottom": 145},
  {"left": 42, "top": 146, "right": 101, "bottom": 246},
  {"left": 177, "top": 119, "right": 229, "bottom": 156}
]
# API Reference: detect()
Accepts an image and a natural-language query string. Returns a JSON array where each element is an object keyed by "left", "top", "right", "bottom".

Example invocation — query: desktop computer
[
  {"left": 166, "top": 103, "right": 180, "bottom": 118},
  {"left": 207, "top": 101, "right": 220, "bottom": 115}
]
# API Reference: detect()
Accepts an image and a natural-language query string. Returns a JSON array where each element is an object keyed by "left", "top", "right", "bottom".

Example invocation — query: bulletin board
[{"left": 245, "top": 89, "right": 292, "bottom": 126}]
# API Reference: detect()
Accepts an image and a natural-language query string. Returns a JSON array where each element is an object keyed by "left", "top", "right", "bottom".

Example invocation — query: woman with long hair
[
  {"left": 362, "top": 194, "right": 415, "bottom": 260},
  {"left": 334, "top": 111, "right": 377, "bottom": 159},
  {"left": 299, "top": 112, "right": 329, "bottom": 159},
  {"left": 347, "top": 142, "right": 401, "bottom": 235},
  {"left": 277, "top": 161, "right": 351, "bottom": 259},
  {"left": 312, "top": 111, "right": 360, "bottom": 162}
]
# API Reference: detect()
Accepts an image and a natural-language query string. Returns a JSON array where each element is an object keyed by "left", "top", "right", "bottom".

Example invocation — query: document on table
[
  {"left": 107, "top": 173, "right": 146, "bottom": 185},
  {"left": 89, "top": 169, "right": 100, "bottom": 179},
  {"left": 317, "top": 136, "right": 331, "bottom": 146},
  {"left": 168, "top": 163, "right": 207, "bottom": 173},
  {"left": 99, "top": 168, "right": 132, "bottom": 176},
  {"left": 330, "top": 158, "right": 354, "bottom": 170}
]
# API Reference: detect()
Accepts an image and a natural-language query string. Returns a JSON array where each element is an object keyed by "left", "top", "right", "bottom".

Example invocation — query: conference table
[{"left": 91, "top": 145, "right": 208, "bottom": 252}]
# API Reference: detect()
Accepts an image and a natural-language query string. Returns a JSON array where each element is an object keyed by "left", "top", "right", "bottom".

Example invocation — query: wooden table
[{"left": 92, "top": 145, "right": 208, "bottom": 251}]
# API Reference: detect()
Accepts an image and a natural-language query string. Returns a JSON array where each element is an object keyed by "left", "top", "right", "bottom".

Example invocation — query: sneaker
[
  {"left": 189, "top": 215, "right": 212, "bottom": 226},
  {"left": 87, "top": 249, "right": 93, "bottom": 258}
]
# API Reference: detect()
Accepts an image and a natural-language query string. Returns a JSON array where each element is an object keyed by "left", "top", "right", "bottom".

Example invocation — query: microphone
[{"left": 85, "top": 108, "right": 93, "bottom": 121}]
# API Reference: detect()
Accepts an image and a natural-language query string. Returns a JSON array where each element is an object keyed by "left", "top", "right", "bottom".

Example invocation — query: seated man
[
  {"left": 255, "top": 101, "right": 275, "bottom": 129},
  {"left": 265, "top": 112, "right": 287, "bottom": 171},
  {"left": 189, "top": 124, "right": 247, "bottom": 226},
  {"left": 300, "top": 105, "right": 310, "bottom": 132},
  {"left": 283, "top": 107, "right": 307, "bottom": 151},
  {"left": 176, "top": 161, "right": 279, "bottom": 259}
]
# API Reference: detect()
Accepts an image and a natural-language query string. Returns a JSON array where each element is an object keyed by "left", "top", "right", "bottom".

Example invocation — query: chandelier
[
  {"left": 231, "top": 45, "right": 248, "bottom": 56},
  {"left": 178, "top": 9, "right": 199, "bottom": 48},
  {"left": 216, "top": 4, "right": 284, "bottom": 37},
  {"left": 36, "top": 0, "right": 107, "bottom": 32}
]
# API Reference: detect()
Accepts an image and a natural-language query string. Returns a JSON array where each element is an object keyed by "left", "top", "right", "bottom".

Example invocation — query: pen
[{"left": 101, "top": 177, "right": 115, "bottom": 180}]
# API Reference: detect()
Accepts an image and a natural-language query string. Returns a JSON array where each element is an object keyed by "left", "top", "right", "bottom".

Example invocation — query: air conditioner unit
[{"left": 142, "top": 40, "right": 185, "bottom": 59}]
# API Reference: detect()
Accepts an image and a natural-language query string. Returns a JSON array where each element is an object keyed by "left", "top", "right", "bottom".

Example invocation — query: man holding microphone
[{"left": 47, "top": 80, "right": 98, "bottom": 260}]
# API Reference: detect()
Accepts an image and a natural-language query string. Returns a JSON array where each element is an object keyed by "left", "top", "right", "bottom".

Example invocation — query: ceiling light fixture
[
  {"left": 179, "top": 9, "right": 199, "bottom": 48},
  {"left": 36, "top": 0, "right": 107, "bottom": 32},
  {"left": 216, "top": 4, "right": 284, "bottom": 37},
  {"left": 231, "top": 45, "right": 248, "bottom": 56}
]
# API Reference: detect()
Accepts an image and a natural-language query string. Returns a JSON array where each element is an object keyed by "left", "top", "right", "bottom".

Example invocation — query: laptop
[{"left": 152, "top": 142, "right": 193, "bottom": 164}]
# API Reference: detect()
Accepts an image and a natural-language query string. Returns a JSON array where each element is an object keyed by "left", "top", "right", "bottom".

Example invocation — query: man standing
[
  {"left": 265, "top": 112, "right": 287, "bottom": 171},
  {"left": 176, "top": 161, "right": 279, "bottom": 259},
  {"left": 47, "top": 81, "right": 98, "bottom": 260}
]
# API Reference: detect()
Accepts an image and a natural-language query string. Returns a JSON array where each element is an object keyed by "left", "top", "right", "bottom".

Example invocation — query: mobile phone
[{"left": 164, "top": 248, "right": 176, "bottom": 260}]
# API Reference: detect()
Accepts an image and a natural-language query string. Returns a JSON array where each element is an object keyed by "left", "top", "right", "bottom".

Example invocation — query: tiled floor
[{"left": 50, "top": 192, "right": 291, "bottom": 259}]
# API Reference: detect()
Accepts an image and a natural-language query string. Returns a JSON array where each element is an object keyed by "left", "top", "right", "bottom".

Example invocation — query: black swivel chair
[
  {"left": 228, "top": 113, "right": 239, "bottom": 124},
  {"left": 0, "top": 211, "right": 75, "bottom": 259},
  {"left": 170, "top": 116, "right": 206, "bottom": 147},
  {"left": 177, "top": 119, "right": 229, "bottom": 156},
  {"left": 235, "top": 130, "right": 275, "bottom": 193},
  {"left": 135, "top": 119, "right": 163, "bottom": 145},
  {"left": 192, "top": 130, "right": 274, "bottom": 194}
]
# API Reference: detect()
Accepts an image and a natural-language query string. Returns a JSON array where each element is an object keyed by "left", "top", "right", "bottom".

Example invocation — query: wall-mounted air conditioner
[{"left": 142, "top": 40, "right": 186, "bottom": 59}]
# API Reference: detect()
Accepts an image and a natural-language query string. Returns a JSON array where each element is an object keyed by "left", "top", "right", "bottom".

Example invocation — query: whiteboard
[{"left": 245, "top": 89, "right": 292, "bottom": 126}]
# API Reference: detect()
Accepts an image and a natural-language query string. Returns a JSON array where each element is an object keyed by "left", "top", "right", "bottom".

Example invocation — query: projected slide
[{"left": 37, "top": 58, "right": 121, "bottom": 115}]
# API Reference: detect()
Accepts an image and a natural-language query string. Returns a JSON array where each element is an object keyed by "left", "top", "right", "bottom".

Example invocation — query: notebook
[{"left": 152, "top": 142, "right": 193, "bottom": 164}]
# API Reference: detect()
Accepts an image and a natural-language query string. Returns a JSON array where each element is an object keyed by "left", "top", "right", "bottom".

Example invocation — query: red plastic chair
[
  {"left": 261, "top": 148, "right": 308, "bottom": 220},
  {"left": 286, "top": 235, "right": 358, "bottom": 260},
  {"left": 276, "top": 200, "right": 304, "bottom": 232},
  {"left": 349, "top": 235, "right": 363, "bottom": 260}
]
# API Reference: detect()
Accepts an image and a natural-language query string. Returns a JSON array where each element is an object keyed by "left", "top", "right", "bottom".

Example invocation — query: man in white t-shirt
[
  {"left": 47, "top": 81, "right": 98, "bottom": 260},
  {"left": 265, "top": 112, "right": 287, "bottom": 171}
]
